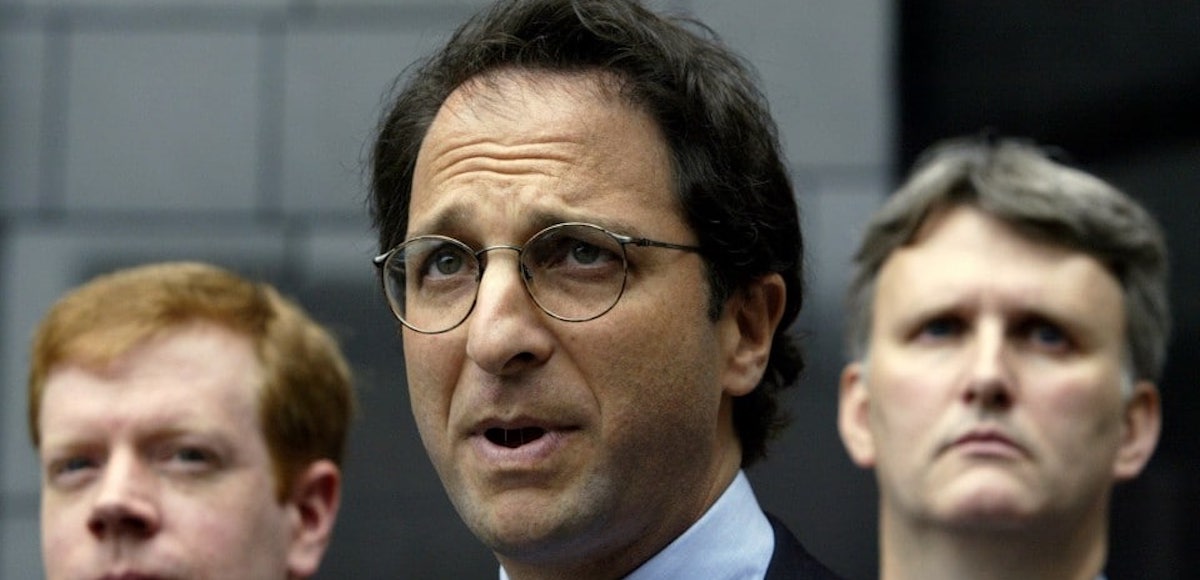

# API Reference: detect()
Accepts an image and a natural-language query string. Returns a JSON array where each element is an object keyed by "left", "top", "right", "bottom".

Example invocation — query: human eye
[
  {"left": 568, "top": 240, "right": 604, "bottom": 265},
  {"left": 158, "top": 443, "right": 222, "bottom": 475},
  {"left": 1018, "top": 317, "right": 1073, "bottom": 354},
  {"left": 913, "top": 315, "right": 965, "bottom": 343},
  {"left": 44, "top": 453, "right": 100, "bottom": 489},
  {"left": 59, "top": 456, "right": 96, "bottom": 472},
  {"left": 422, "top": 243, "right": 473, "bottom": 279},
  {"left": 174, "top": 447, "right": 212, "bottom": 463},
  {"left": 530, "top": 227, "right": 622, "bottom": 274},
  {"left": 401, "top": 239, "right": 475, "bottom": 295}
]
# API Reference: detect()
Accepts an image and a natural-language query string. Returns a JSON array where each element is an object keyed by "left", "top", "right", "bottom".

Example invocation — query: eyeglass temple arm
[{"left": 628, "top": 238, "right": 703, "bottom": 254}]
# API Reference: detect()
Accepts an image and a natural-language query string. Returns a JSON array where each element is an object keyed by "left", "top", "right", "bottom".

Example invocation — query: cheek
[
  {"left": 40, "top": 499, "right": 80, "bottom": 563},
  {"left": 402, "top": 335, "right": 469, "bottom": 479},
  {"left": 577, "top": 311, "right": 722, "bottom": 444},
  {"left": 867, "top": 363, "right": 948, "bottom": 436},
  {"left": 40, "top": 490, "right": 107, "bottom": 559},
  {"left": 168, "top": 488, "right": 290, "bottom": 562},
  {"left": 1031, "top": 375, "right": 1125, "bottom": 447},
  {"left": 403, "top": 337, "right": 457, "bottom": 421}
]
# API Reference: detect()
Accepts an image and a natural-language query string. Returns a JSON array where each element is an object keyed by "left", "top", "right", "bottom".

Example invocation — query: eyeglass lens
[{"left": 381, "top": 224, "right": 629, "bottom": 333}]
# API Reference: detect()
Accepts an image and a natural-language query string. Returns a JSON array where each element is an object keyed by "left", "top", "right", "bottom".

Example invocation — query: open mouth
[{"left": 485, "top": 427, "right": 547, "bottom": 448}]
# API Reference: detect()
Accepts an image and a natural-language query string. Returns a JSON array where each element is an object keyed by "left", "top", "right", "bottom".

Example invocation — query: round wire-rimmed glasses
[{"left": 373, "top": 222, "right": 703, "bottom": 334}]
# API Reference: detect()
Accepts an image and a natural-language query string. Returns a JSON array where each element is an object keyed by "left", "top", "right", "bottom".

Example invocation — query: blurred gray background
[{"left": 0, "top": 1, "right": 1194, "bottom": 578}]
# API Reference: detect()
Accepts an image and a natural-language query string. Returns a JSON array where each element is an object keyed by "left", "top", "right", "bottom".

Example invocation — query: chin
[
  {"left": 951, "top": 510, "right": 1037, "bottom": 533},
  {"left": 937, "top": 493, "right": 1043, "bottom": 532},
  {"left": 479, "top": 521, "right": 580, "bottom": 564},
  {"left": 474, "top": 500, "right": 605, "bottom": 564}
]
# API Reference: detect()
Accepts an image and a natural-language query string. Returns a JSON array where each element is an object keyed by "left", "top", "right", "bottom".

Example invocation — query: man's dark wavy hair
[{"left": 370, "top": 0, "right": 803, "bottom": 466}]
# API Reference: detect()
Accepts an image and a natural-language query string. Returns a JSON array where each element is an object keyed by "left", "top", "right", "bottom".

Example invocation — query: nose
[
  {"left": 87, "top": 452, "right": 160, "bottom": 540},
  {"left": 962, "top": 320, "right": 1016, "bottom": 411},
  {"left": 465, "top": 248, "right": 554, "bottom": 376}
]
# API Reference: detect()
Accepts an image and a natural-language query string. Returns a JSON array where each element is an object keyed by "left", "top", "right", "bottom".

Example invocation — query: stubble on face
[{"left": 403, "top": 70, "right": 741, "bottom": 576}]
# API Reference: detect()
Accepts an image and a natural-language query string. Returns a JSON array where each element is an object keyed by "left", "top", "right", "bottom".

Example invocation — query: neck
[{"left": 878, "top": 506, "right": 1109, "bottom": 580}]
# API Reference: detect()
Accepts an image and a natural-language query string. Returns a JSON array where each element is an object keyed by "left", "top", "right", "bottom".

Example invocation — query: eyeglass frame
[{"left": 372, "top": 221, "right": 704, "bottom": 334}]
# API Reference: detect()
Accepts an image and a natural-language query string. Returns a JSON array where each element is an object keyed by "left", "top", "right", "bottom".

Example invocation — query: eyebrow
[
  {"left": 893, "top": 294, "right": 1099, "bottom": 337},
  {"left": 408, "top": 204, "right": 647, "bottom": 241},
  {"left": 407, "top": 204, "right": 477, "bottom": 239},
  {"left": 888, "top": 300, "right": 961, "bottom": 335}
]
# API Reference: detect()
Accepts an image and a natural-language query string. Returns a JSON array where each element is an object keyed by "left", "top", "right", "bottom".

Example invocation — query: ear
[
  {"left": 718, "top": 273, "right": 787, "bottom": 397},
  {"left": 1112, "top": 380, "right": 1161, "bottom": 481},
  {"left": 838, "top": 361, "right": 877, "bottom": 468},
  {"left": 285, "top": 460, "right": 342, "bottom": 579}
]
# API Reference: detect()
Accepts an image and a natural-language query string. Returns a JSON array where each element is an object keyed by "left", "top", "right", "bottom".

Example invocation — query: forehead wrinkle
[
  {"left": 411, "top": 71, "right": 679, "bottom": 245},
  {"left": 412, "top": 136, "right": 643, "bottom": 239},
  {"left": 423, "top": 136, "right": 584, "bottom": 186},
  {"left": 421, "top": 75, "right": 632, "bottom": 187},
  {"left": 423, "top": 79, "right": 595, "bottom": 177}
]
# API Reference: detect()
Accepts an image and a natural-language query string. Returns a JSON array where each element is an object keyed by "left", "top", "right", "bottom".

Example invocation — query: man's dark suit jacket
[{"left": 764, "top": 514, "right": 844, "bottom": 579}]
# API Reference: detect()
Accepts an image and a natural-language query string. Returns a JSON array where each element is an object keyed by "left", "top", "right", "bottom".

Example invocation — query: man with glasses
[
  {"left": 368, "top": 0, "right": 840, "bottom": 578},
  {"left": 837, "top": 137, "right": 1167, "bottom": 579}
]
